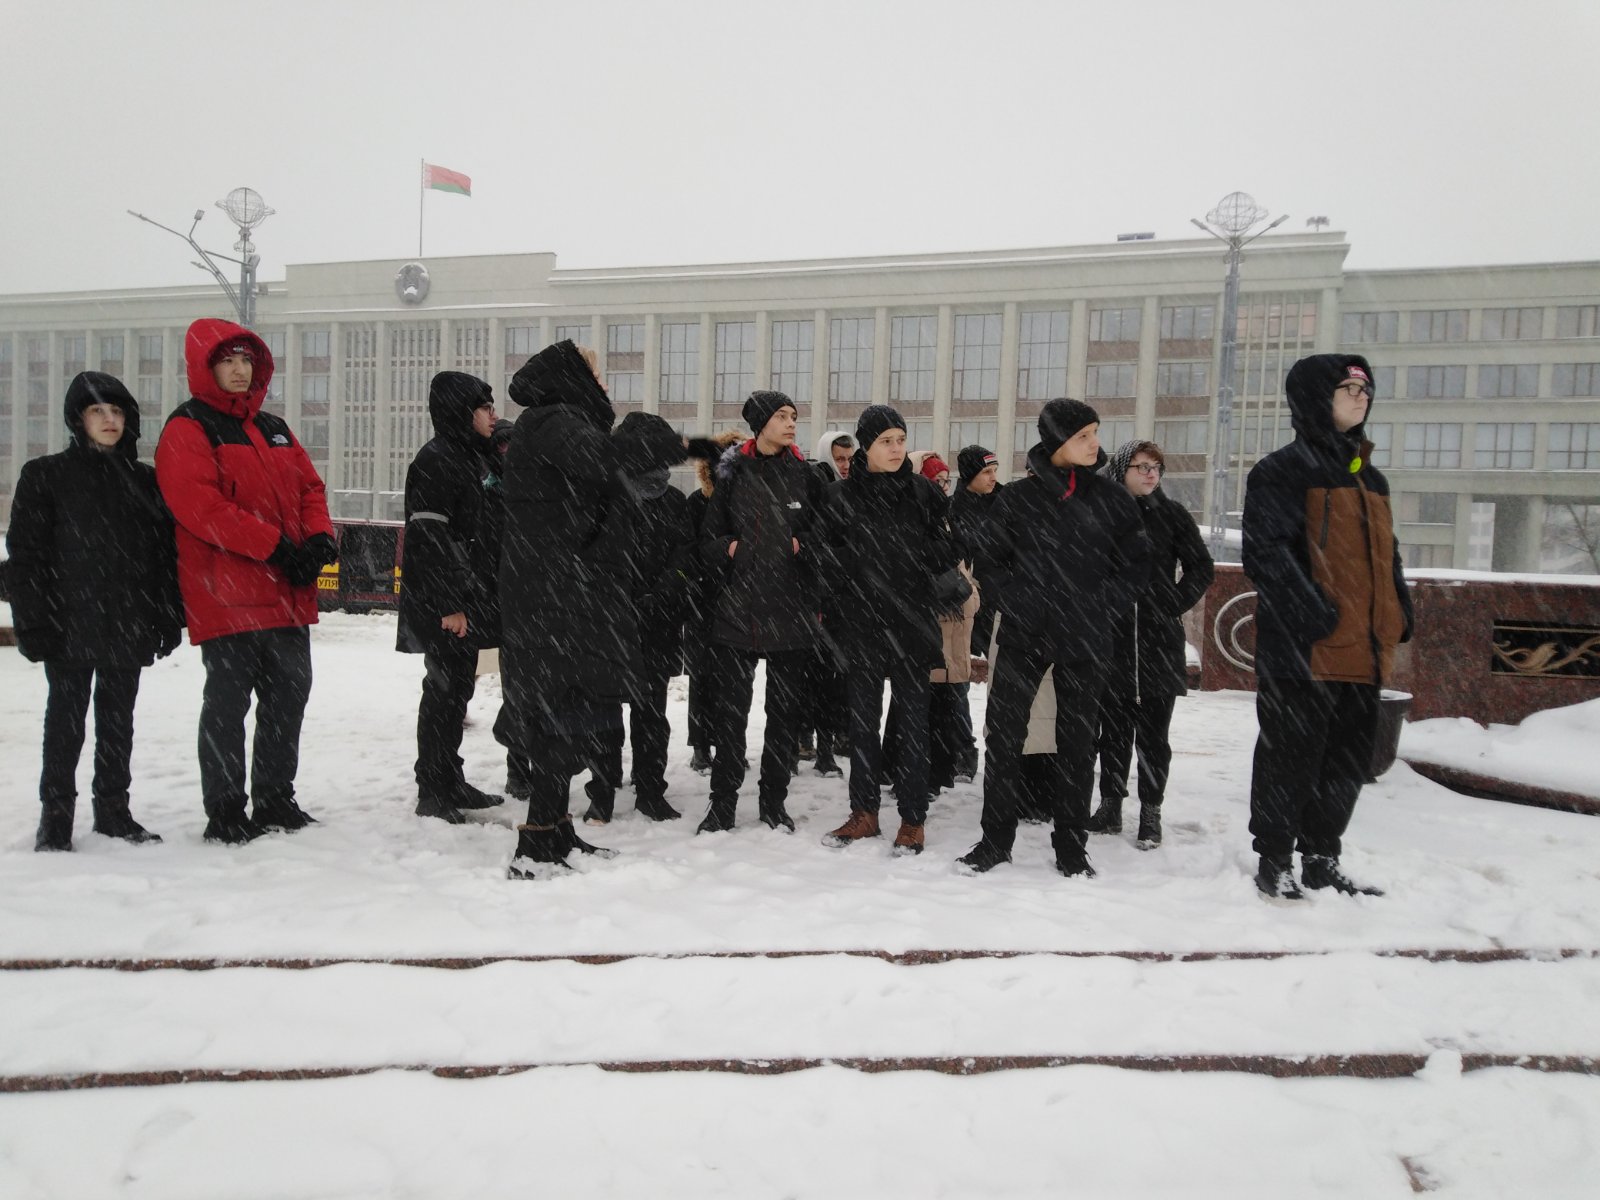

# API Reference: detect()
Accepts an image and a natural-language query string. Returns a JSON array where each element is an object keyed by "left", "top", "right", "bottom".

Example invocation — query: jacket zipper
[
  {"left": 1319, "top": 489, "right": 1332, "bottom": 549},
  {"left": 1353, "top": 475, "right": 1381, "bottom": 684}
]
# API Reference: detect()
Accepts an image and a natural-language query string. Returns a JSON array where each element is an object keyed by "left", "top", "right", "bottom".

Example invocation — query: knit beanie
[
  {"left": 742, "top": 390, "right": 796, "bottom": 434},
  {"left": 1038, "top": 398, "right": 1100, "bottom": 455},
  {"left": 919, "top": 453, "right": 950, "bottom": 483},
  {"left": 208, "top": 339, "right": 256, "bottom": 367},
  {"left": 854, "top": 404, "right": 907, "bottom": 449},
  {"left": 956, "top": 445, "right": 997, "bottom": 485}
]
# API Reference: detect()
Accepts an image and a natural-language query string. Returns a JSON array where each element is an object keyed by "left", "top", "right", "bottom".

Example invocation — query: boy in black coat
[
  {"left": 958, "top": 399, "right": 1151, "bottom": 878},
  {"left": 7, "top": 372, "right": 183, "bottom": 850},
  {"left": 397, "top": 371, "right": 505, "bottom": 823}
]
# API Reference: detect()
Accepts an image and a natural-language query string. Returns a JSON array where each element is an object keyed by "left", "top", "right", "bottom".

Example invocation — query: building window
[
  {"left": 1477, "top": 364, "right": 1539, "bottom": 399},
  {"left": 1406, "top": 365, "right": 1467, "bottom": 399},
  {"left": 660, "top": 322, "right": 699, "bottom": 405},
  {"left": 1086, "top": 363, "right": 1136, "bottom": 398},
  {"left": 1161, "top": 474, "right": 1204, "bottom": 514},
  {"left": 1017, "top": 310, "right": 1068, "bottom": 401},
  {"left": 1417, "top": 493, "right": 1456, "bottom": 524},
  {"left": 1371, "top": 365, "right": 1396, "bottom": 398},
  {"left": 714, "top": 321, "right": 755, "bottom": 404},
  {"left": 888, "top": 315, "right": 936, "bottom": 405},
  {"left": 1155, "top": 362, "right": 1209, "bottom": 396},
  {"left": 553, "top": 322, "right": 590, "bottom": 347},
  {"left": 1402, "top": 544, "right": 1453, "bottom": 568},
  {"left": 1340, "top": 311, "right": 1399, "bottom": 343},
  {"left": 951, "top": 313, "right": 1001, "bottom": 403},
  {"left": 300, "top": 374, "right": 330, "bottom": 463},
  {"left": 1153, "top": 418, "right": 1208, "bottom": 454},
  {"left": 948, "top": 420, "right": 999, "bottom": 452},
  {"left": 1556, "top": 305, "right": 1599, "bottom": 339},
  {"left": 907, "top": 420, "right": 933, "bottom": 451},
  {"left": 1473, "top": 422, "right": 1534, "bottom": 469},
  {"left": 98, "top": 334, "right": 124, "bottom": 376},
  {"left": 1409, "top": 310, "right": 1468, "bottom": 342},
  {"left": 829, "top": 316, "right": 874, "bottom": 406},
  {"left": 61, "top": 335, "right": 86, "bottom": 376},
  {"left": 1548, "top": 423, "right": 1600, "bottom": 469},
  {"left": 1099, "top": 418, "right": 1135, "bottom": 454},
  {"left": 1401, "top": 423, "right": 1462, "bottom": 468},
  {"left": 1366, "top": 422, "right": 1392, "bottom": 467},
  {"left": 769, "top": 319, "right": 814, "bottom": 405},
  {"left": 1480, "top": 307, "right": 1542, "bottom": 341},
  {"left": 1161, "top": 304, "right": 1215, "bottom": 341},
  {"left": 504, "top": 325, "right": 538, "bottom": 390},
  {"left": 1089, "top": 307, "right": 1141, "bottom": 343},
  {"left": 1238, "top": 299, "right": 1317, "bottom": 341},
  {"left": 606, "top": 322, "right": 645, "bottom": 407},
  {"left": 1552, "top": 364, "right": 1600, "bottom": 398}
]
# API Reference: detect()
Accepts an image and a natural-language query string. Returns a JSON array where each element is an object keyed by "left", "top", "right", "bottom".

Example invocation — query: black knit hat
[
  {"left": 956, "top": 444, "right": 998, "bottom": 485},
  {"left": 854, "top": 404, "right": 907, "bottom": 449},
  {"left": 1038, "top": 398, "right": 1100, "bottom": 455},
  {"left": 742, "top": 389, "right": 796, "bottom": 434}
]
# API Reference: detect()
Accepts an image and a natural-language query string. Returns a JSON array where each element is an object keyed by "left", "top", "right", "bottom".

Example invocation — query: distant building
[{"left": 2, "top": 233, "right": 1597, "bottom": 571}]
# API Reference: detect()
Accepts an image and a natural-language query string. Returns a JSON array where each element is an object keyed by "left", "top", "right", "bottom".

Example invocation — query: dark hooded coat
[
  {"left": 624, "top": 453, "right": 695, "bottom": 677},
  {"left": 1099, "top": 440, "right": 1215, "bottom": 698},
  {"left": 1242, "top": 353, "right": 1412, "bottom": 683},
  {"left": 949, "top": 480, "right": 1004, "bottom": 653},
  {"left": 497, "top": 341, "right": 689, "bottom": 730},
  {"left": 5, "top": 372, "right": 184, "bottom": 667},
  {"left": 396, "top": 372, "right": 497, "bottom": 654}
]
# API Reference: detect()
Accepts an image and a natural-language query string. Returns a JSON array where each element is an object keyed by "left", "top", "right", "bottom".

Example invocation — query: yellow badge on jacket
[{"left": 1348, "top": 456, "right": 1362, "bottom": 473}]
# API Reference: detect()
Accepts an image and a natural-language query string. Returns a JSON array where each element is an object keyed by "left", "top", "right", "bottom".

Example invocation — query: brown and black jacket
[{"left": 1242, "top": 353, "right": 1413, "bottom": 684}]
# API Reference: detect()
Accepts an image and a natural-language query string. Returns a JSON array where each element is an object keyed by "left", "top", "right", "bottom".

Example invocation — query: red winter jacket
[{"left": 155, "top": 318, "right": 334, "bottom": 644}]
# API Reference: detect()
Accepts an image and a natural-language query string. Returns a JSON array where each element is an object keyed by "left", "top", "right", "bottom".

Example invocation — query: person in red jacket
[{"left": 156, "top": 318, "right": 338, "bottom": 844}]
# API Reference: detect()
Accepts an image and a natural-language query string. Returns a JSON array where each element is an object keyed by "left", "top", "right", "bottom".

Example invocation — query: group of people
[{"left": 6, "top": 312, "right": 1410, "bottom": 901}]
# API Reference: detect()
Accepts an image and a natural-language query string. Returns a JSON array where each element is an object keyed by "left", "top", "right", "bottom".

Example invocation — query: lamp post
[
  {"left": 127, "top": 187, "right": 275, "bottom": 328},
  {"left": 1190, "top": 192, "right": 1288, "bottom": 561}
]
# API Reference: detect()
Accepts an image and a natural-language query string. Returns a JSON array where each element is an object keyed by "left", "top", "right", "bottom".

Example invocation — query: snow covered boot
[
  {"left": 955, "top": 839, "right": 1010, "bottom": 875},
  {"left": 758, "top": 796, "right": 796, "bottom": 833},
  {"left": 1052, "top": 829, "right": 1097, "bottom": 879},
  {"left": 635, "top": 794, "right": 682, "bottom": 822},
  {"left": 1135, "top": 805, "right": 1162, "bottom": 850},
  {"left": 507, "top": 824, "right": 572, "bottom": 880},
  {"left": 797, "top": 732, "right": 816, "bottom": 761},
  {"left": 689, "top": 746, "right": 713, "bottom": 775},
  {"left": 954, "top": 747, "right": 979, "bottom": 784},
  {"left": 1255, "top": 855, "right": 1305, "bottom": 901},
  {"left": 892, "top": 822, "right": 925, "bottom": 856},
  {"left": 559, "top": 815, "right": 619, "bottom": 860},
  {"left": 454, "top": 783, "right": 504, "bottom": 811},
  {"left": 821, "top": 809, "right": 880, "bottom": 847},
  {"left": 813, "top": 746, "right": 844, "bottom": 778},
  {"left": 696, "top": 797, "right": 737, "bottom": 834},
  {"left": 415, "top": 794, "right": 467, "bottom": 824},
  {"left": 91, "top": 795, "right": 162, "bottom": 844},
  {"left": 204, "top": 812, "right": 267, "bottom": 845},
  {"left": 1301, "top": 855, "right": 1384, "bottom": 897},
  {"left": 252, "top": 794, "right": 318, "bottom": 832},
  {"left": 1086, "top": 797, "right": 1123, "bottom": 835},
  {"left": 35, "top": 796, "right": 75, "bottom": 852}
]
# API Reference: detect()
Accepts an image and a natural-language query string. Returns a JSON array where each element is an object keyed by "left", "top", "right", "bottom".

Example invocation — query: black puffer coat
[
  {"left": 949, "top": 481, "right": 1004, "bottom": 654},
  {"left": 815, "top": 452, "right": 957, "bottom": 667},
  {"left": 396, "top": 371, "right": 497, "bottom": 654},
  {"left": 1099, "top": 441, "right": 1215, "bottom": 698},
  {"left": 627, "top": 465, "right": 695, "bottom": 678},
  {"left": 975, "top": 443, "right": 1151, "bottom": 662},
  {"left": 698, "top": 439, "right": 826, "bottom": 654},
  {"left": 5, "top": 372, "right": 183, "bottom": 667},
  {"left": 497, "top": 342, "right": 689, "bottom": 728}
]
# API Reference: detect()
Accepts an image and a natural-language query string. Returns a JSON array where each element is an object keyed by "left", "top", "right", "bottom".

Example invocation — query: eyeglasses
[
  {"left": 1129, "top": 463, "right": 1161, "bottom": 475},
  {"left": 1338, "top": 381, "right": 1374, "bottom": 400}
]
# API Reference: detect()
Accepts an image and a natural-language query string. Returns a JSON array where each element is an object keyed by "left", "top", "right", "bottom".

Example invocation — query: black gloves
[
  {"left": 267, "top": 537, "right": 296, "bottom": 574},
  {"left": 156, "top": 626, "right": 183, "bottom": 658},
  {"left": 303, "top": 533, "right": 340, "bottom": 566},
  {"left": 271, "top": 533, "right": 339, "bottom": 588},
  {"left": 684, "top": 437, "right": 724, "bottom": 463}
]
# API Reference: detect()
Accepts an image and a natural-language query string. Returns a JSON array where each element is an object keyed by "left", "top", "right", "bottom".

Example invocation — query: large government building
[{"left": 2, "top": 232, "right": 1598, "bottom": 571}]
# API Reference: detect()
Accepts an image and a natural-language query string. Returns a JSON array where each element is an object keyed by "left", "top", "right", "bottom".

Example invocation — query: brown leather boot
[
  {"left": 892, "top": 822, "right": 925, "bottom": 856},
  {"left": 821, "top": 809, "right": 880, "bottom": 847}
]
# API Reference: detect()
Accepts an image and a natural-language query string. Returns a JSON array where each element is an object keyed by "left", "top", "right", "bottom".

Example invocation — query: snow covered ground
[
  {"left": 1402, "top": 697, "right": 1600, "bottom": 801},
  {"left": 1, "top": 612, "right": 1597, "bottom": 1197}
]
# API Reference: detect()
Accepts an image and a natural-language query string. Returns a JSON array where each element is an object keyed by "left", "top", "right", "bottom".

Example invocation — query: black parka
[
  {"left": 624, "top": 456, "right": 695, "bottom": 678},
  {"left": 5, "top": 372, "right": 183, "bottom": 668},
  {"left": 396, "top": 371, "right": 497, "bottom": 654},
  {"left": 949, "top": 481, "right": 1004, "bottom": 654}
]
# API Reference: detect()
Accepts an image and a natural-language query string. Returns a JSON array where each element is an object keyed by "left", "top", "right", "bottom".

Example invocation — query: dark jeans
[
  {"left": 415, "top": 639, "right": 479, "bottom": 801},
  {"left": 40, "top": 664, "right": 141, "bottom": 804},
  {"left": 847, "top": 648, "right": 930, "bottom": 825},
  {"left": 583, "top": 718, "right": 626, "bottom": 817},
  {"left": 707, "top": 644, "right": 809, "bottom": 812},
  {"left": 1250, "top": 676, "right": 1379, "bottom": 861},
  {"left": 978, "top": 641, "right": 1107, "bottom": 855},
  {"left": 1096, "top": 686, "right": 1179, "bottom": 809},
  {"left": 198, "top": 626, "right": 313, "bottom": 818}
]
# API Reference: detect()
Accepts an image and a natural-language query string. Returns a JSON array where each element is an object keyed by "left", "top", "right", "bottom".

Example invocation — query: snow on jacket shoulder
[{"left": 155, "top": 318, "right": 332, "bottom": 644}]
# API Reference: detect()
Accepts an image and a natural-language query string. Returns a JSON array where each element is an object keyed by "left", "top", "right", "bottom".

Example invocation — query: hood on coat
[
  {"left": 715, "top": 437, "right": 805, "bottom": 484},
  {"left": 1285, "top": 353, "right": 1375, "bottom": 450},
  {"left": 814, "top": 429, "right": 855, "bottom": 480},
  {"left": 64, "top": 370, "right": 141, "bottom": 457},
  {"left": 695, "top": 430, "right": 744, "bottom": 496},
  {"left": 184, "top": 318, "right": 274, "bottom": 419},
  {"left": 428, "top": 370, "right": 494, "bottom": 446},
  {"left": 507, "top": 340, "right": 614, "bottom": 432},
  {"left": 1101, "top": 439, "right": 1164, "bottom": 487}
]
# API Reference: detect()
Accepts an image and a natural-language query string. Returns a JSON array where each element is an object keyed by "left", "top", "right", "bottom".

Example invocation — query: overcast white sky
[{"left": 2, "top": 0, "right": 1595, "bottom": 296}]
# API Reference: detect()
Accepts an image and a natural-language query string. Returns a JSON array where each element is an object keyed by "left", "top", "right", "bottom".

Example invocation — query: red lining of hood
[
  {"left": 185, "top": 318, "right": 275, "bottom": 419},
  {"left": 739, "top": 439, "right": 805, "bottom": 461}
]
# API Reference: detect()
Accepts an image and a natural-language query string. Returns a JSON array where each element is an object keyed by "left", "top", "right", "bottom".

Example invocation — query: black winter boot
[
  {"left": 689, "top": 746, "right": 713, "bottom": 775},
  {"left": 696, "top": 799, "right": 737, "bottom": 834},
  {"left": 204, "top": 813, "right": 267, "bottom": 845},
  {"left": 415, "top": 794, "right": 467, "bottom": 824},
  {"left": 954, "top": 747, "right": 979, "bottom": 784},
  {"left": 1135, "top": 805, "right": 1162, "bottom": 850},
  {"left": 797, "top": 731, "right": 816, "bottom": 761},
  {"left": 759, "top": 797, "right": 796, "bottom": 833},
  {"left": 1255, "top": 855, "right": 1304, "bottom": 901},
  {"left": 507, "top": 824, "right": 572, "bottom": 880},
  {"left": 635, "top": 794, "right": 682, "bottom": 821},
  {"left": 559, "top": 815, "right": 619, "bottom": 859},
  {"left": 1086, "top": 797, "right": 1123, "bottom": 835},
  {"left": 252, "top": 795, "right": 318, "bottom": 832},
  {"left": 454, "top": 783, "right": 505, "bottom": 810},
  {"left": 91, "top": 795, "right": 162, "bottom": 844},
  {"left": 955, "top": 839, "right": 1011, "bottom": 875},
  {"left": 813, "top": 746, "right": 844, "bottom": 778},
  {"left": 35, "top": 797, "right": 75, "bottom": 852},
  {"left": 1302, "top": 855, "right": 1384, "bottom": 897},
  {"left": 1052, "top": 829, "right": 1097, "bottom": 879}
]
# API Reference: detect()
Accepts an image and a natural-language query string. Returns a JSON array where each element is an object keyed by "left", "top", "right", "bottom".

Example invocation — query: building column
[
  {"left": 810, "top": 309, "right": 829, "bottom": 434},
  {"left": 643, "top": 314, "right": 660, "bottom": 414},
  {"left": 282, "top": 322, "right": 301, "bottom": 426},
  {"left": 1067, "top": 299, "right": 1090, "bottom": 397},
  {"left": 1490, "top": 494, "right": 1546, "bottom": 573},
  {"left": 1453, "top": 492, "right": 1475, "bottom": 568},
  {"left": 7, "top": 333, "right": 22, "bottom": 486},
  {"left": 487, "top": 316, "right": 502, "bottom": 394},
  {"left": 996, "top": 303, "right": 1020, "bottom": 479},
  {"left": 590, "top": 314, "right": 605, "bottom": 358},
  {"left": 327, "top": 322, "right": 345, "bottom": 498},
  {"left": 373, "top": 320, "right": 392, "bottom": 522},
  {"left": 872, "top": 306, "right": 890, "bottom": 406},
  {"left": 439, "top": 318, "right": 454, "bottom": 370},
  {"left": 1135, "top": 294, "right": 1160, "bottom": 439},
  {"left": 933, "top": 304, "right": 953, "bottom": 452},
  {"left": 45, "top": 332, "right": 63, "bottom": 455},
  {"left": 1316, "top": 286, "right": 1340, "bottom": 353},
  {"left": 754, "top": 311, "right": 772, "bottom": 390},
  {"left": 697, "top": 313, "right": 714, "bottom": 433}
]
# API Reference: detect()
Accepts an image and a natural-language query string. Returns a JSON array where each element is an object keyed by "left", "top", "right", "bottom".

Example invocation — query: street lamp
[
  {"left": 1190, "top": 191, "right": 1288, "bottom": 560},
  {"left": 127, "top": 187, "right": 275, "bottom": 328}
]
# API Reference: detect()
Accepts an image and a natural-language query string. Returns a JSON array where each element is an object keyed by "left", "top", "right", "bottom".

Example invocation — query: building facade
[{"left": 2, "top": 233, "right": 1597, "bottom": 571}]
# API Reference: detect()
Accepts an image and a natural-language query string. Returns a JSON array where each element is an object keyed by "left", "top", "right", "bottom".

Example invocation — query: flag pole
[{"left": 418, "top": 159, "right": 425, "bottom": 257}]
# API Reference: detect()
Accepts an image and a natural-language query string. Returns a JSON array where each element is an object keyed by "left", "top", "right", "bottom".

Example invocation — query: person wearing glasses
[
  {"left": 1089, "top": 440, "right": 1214, "bottom": 849},
  {"left": 1242, "top": 355, "right": 1412, "bottom": 901}
]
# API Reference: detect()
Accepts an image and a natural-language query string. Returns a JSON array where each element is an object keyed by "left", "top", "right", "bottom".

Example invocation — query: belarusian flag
[{"left": 422, "top": 163, "right": 471, "bottom": 197}]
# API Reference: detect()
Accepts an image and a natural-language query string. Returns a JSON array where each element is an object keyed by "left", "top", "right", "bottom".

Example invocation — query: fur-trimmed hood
[{"left": 694, "top": 429, "right": 744, "bottom": 496}]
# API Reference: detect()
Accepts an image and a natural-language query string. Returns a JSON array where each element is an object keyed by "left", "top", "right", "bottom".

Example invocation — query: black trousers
[
  {"left": 810, "top": 649, "right": 848, "bottom": 746},
  {"left": 198, "top": 626, "right": 313, "bottom": 818},
  {"left": 847, "top": 648, "right": 930, "bottom": 824},
  {"left": 415, "top": 639, "right": 479, "bottom": 801},
  {"left": 524, "top": 732, "right": 592, "bottom": 828},
  {"left": 978, "top": 641, "right": 1107, "bottom": 855},
  {"left": 1250, "top": 676, "right": 1379, "bottom": 861},
  {"left": 1096, "top": 686, "right": 1179, "bottom": 809},
  {"left": 707, "top": 644, "right": 809, "bottom": 812},
  {"left": 40, "top": 664, "right": 141, "bottom": 805},
  {"left": 687, "top": 671, "right": 715, "bottom": 753},
  {"left": 628, "top": 666, "right": 673, "bottom": 806}
]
